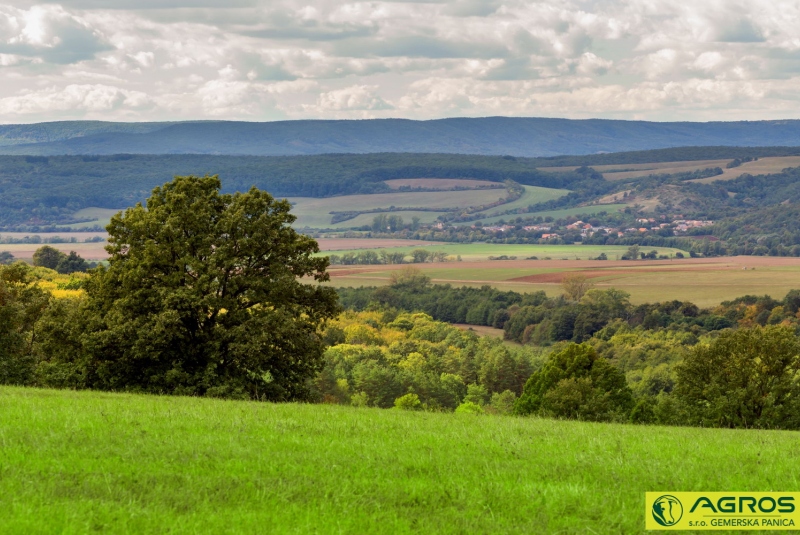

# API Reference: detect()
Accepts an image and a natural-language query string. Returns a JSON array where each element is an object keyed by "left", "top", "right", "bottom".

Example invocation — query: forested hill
[
  {"left": 5, "top": 118, "right": 800, "bottom": 157},
  {"left": 0, "top": 153, "right": 590, "bottom": 227}
]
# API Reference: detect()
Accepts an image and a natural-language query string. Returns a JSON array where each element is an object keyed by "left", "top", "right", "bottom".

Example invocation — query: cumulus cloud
[
  {"left": 0, "top": 83, "right": 153, "bottom": 118},
  {"left": 0, "top": 5, "right": 111, "bottom": 64},
  {"left": 0, "top": 0, "right": 799, "bottom": 122},
  {"left": 317, "top": 84, "right": 393, "bottom": 111}
]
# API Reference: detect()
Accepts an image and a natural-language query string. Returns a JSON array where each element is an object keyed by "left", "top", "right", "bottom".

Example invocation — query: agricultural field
[
  {"left": 689, "top": 155, "right": 800, "bottom": 183},
  {"left": 288, "top": 185, "right": 568, "bottom": 229},
  {"left": 66, "top": 207, "right": 121, "bottom": 229},
  {"left": 0, "top": 241, "right": 109, "bottom": 261},
  {"left": 539, "top": 158, "right": 731, "bottom": 180},
  {"left": 538, "top": 156, "right": 800, "bottom": 183},
  {"left": 532, "top": 203, "right": 628, "bottom": 219},
  {"left": 325, "top": 253, "right": 800, "bottom": 307},
  {"left": 2, "top": 386, "right": 798, "bottom": 534},
  {"left": 0, "top": 231, "right": 107, "bottom": 241},
  {"left": 287, "top": 189, "right": 503, "bottom": 228}
]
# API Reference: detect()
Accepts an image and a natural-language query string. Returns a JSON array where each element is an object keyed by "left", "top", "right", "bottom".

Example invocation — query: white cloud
[
  {"left": 0, "top": 4, "right": 111, "bottom": 64},
  {"left": 317, "top": 84, "right": 393, "bottom": 111},
  {"left": 0, "top": 83, "right": 153, "bottom": 118},
  {"left": 0, "top": 0, "right": 799, "bottom": 122}
]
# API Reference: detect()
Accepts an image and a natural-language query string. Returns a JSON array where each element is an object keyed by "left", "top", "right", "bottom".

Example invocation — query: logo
[{"left": 652, "top": 495, "right": 683, "bottom": 527}]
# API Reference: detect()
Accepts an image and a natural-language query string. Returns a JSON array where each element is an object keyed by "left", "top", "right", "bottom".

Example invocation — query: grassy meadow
[
  {"left": 2, "top": 386, "right": 799, "bottom": 534},
  {"left": 67, "top": 207, "right": 121, "bottom": 229}
]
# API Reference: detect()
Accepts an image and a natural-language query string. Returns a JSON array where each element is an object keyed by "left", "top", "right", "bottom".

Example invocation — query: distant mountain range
[{"left": 4, "top": 117, "right": 800, "bottom": 157}]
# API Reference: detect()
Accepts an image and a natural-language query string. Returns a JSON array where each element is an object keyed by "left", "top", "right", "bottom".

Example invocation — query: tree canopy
[
  {"left": 675, "top": 325, "right": 800, "bottom": 429},
  {"left": 68, "top": 175, "right": 339, "bottom": 400},
  {"left": 514, "top": 343, "right": 633, "bottom": 421}
]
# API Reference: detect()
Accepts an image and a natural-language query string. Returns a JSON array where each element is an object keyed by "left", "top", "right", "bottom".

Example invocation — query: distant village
[{"left": 471, "top": 217, "right": 714, "bottom": 241}]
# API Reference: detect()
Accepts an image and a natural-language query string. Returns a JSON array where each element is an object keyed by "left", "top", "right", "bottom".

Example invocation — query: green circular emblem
[{"left": 652, "top": 495, "right": 683, "bottom": 527}]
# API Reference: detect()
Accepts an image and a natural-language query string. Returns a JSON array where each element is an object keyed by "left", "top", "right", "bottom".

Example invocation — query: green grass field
[
  {"left": 67, "top": 207, "right": 121, "bottom": 229},
  {"left": 322, "top": 243, "right": 682, "bottom": 261},
  {"left": 287, "top": 185, "right": 569, "bottom": 229},
  {"left": 2, "top": 386, "right": 799, "bottom": 534}
]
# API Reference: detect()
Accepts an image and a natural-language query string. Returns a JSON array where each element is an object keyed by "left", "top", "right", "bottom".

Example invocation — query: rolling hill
[{"left": 5, "top": 117, "right": 800, "bottom": 157}]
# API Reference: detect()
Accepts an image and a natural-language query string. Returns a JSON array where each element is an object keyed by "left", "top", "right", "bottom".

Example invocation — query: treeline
[
  {"left": 328, "top": 249, "right": 456, "bottom": 265},
  {"left": 337, "top": 274, "right": 799, "bottom": 345},
  {"left": 0, "top": 234, "right": 104, "bottom": 244}
]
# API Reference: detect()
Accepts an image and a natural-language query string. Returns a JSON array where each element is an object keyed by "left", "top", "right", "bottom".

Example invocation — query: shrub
[
  {"left": 394, "top": 393, "right": 423, "bottom": 411},
  {"left": 455, "top": 401, "right": 484, "bottom": 414}
]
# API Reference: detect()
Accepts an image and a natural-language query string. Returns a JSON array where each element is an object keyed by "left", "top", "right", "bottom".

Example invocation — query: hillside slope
[
  {"left": 5, "top": 117, "right": 800, "bottom": 156},
  {"left": 2, "top": 386, "right": 797, "bottom": 534}
]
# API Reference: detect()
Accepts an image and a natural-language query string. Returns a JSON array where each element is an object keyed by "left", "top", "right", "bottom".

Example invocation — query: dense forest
[{"left": 332, "top": 272, "right": 800, "bottom": 427}]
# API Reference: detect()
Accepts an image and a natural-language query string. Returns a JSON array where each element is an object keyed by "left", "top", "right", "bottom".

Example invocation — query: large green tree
[
  {"left": 77, "top": 175, "right": 340, "bottom": 400},
  {"left": 32, "top": 246, "right": 65, "bottom": 270},
  {"left": 55, "top": 251, "right": 91, "bottom": 274}
]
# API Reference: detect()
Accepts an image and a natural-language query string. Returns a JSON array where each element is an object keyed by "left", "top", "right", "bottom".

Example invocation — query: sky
[{"left": 1, "top": 0, "right": 800, "bottom": 123}]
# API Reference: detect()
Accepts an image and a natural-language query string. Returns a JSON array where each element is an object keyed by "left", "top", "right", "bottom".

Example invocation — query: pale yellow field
[
  {"left": 0, "top": 242, "right": 108, "bottom": 261},
  {"left": 538, "top": 159, "right": 730, "bottom": 176},
  {"left": 327, "top": 256, "right": 800, "bottom": 307},
  {"left": 539, "top": 156, "right": 800, "bottom": 183},
  {"left": 601, "top": 160, "right": 731, "bottom": 181},
  {"left": 0, "top": 231, "right": 107, "bottom": 241},
  {"left": 689, "top": 156, "right": 800, "bottom": 183}
]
